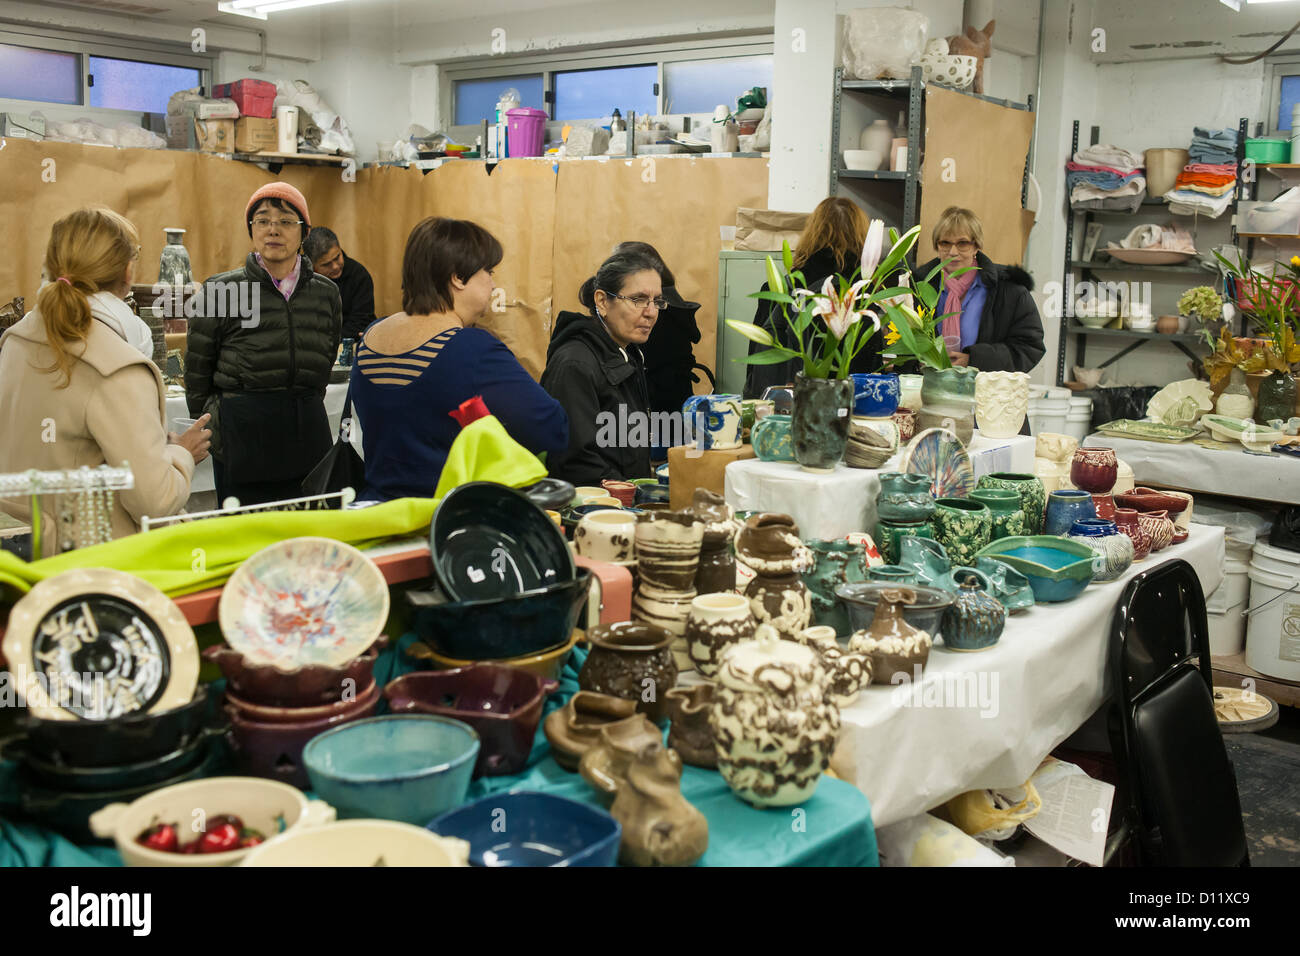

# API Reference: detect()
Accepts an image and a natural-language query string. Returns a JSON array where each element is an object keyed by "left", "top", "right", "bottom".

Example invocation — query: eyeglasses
[
  {"left": 607, "top": 292, "right": 668, "bottom": 311},
  {"left": 251, "top": 218, "right": 303, "bottom": 231},
  {"left": 937, "top": 239, "right": 976, "bottom": 252}
]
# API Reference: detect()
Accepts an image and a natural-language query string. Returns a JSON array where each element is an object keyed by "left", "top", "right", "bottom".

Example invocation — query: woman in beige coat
[{"left": 0, "top": 207, "right": 211, "bottom": 556}]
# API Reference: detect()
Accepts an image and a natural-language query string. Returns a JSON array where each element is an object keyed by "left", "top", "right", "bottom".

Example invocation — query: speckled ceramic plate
[
  {"left": 1, "top": 568, "right": 199, "bottom": 721},
  {"left": 900, "top": 427, "right": 974, "bottom": 498},
  {"left": 219, "top": 537, "right": 389, "bottom": 671}
]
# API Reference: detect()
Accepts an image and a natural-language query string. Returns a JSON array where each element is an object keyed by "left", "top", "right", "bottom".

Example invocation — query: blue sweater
[{"left": 351, "top": 326, "right": 568, "bottom": 501}]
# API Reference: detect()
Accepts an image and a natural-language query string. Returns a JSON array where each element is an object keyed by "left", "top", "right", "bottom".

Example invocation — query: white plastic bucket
[
  {"left": 1244, "top": 541, "right": 1300, "bottom": 680},
  {"left": 1028, "top": 398, "right": 1070, "bottom": 436},
  {"left": 1207, "top": 555, "right": 1251, "bottom": 657},
  {"left": 1062, "top": 397, "right": 1093, "bottom": 442}
]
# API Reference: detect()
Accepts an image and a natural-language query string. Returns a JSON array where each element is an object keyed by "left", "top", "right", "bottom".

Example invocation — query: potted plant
[
  {"left": 726, "top": 222, "right": 955, "bottom": 471},
  {"left": 1213, "top": 250, "right": 1300, "bottom": 421},
  {"left": 1178, "top": 285, "right": 1224, "bottom": 339}
]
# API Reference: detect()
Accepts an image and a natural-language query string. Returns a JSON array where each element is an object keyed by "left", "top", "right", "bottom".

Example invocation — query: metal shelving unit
[{"left": 1055, "top": 118, "right": 1248, "bottom": 384}]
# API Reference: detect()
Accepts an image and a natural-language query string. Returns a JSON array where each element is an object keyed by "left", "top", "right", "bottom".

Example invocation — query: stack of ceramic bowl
[
  {"left": 631, "top": 509, "right": 705, "bottom": 670},
  {"left": 0, "top": 568, "right": 216, "bottom": 840},
  {"left": 414, "top": 482, "right": 592, "bottom": 679},
  {"left": 215, "top": 537, "right": 392, "bottom": 790}
]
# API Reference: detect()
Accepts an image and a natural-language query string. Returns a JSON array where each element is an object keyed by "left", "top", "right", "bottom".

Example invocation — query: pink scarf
[{"left": 940, "top": 267, "right": 979, "bottom": 341}]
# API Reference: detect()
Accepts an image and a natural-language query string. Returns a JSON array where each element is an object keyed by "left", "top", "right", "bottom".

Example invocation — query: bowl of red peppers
[{"left": 90, "top": 776, "right": 335, "bottom": 867}]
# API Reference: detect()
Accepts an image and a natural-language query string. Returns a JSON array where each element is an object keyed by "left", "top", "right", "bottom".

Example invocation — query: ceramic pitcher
[{"left": 683, "top": 393, "right": 742, "bottom": 450}]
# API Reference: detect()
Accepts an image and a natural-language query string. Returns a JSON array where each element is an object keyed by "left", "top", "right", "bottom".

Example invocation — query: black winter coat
[
  {"left": 335, "top": 254, "right": 378, "bottom": 341},
  {"left": 917, "top": 251, "right": 1045, "bottom": 374},
  {"left": 186, "top": 253, "right": 342, "bottom": 460},
  {"left": 541, "top": 311, "right": 653, "bottom": 486},
  {"left": 742, "top": 247, "right": 884, "bottom": 399}
]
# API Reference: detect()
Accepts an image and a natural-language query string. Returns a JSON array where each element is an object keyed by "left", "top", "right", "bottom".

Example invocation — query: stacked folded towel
[
  {"left": 1164, "top": 128, "right": 1239, "bottom": 217},
  {"left": 1188, "top": 126, "right": 1239, "bottom": 166},
  {"left": 1067, "top": 145, "right": 1146, "bottom": 212}
]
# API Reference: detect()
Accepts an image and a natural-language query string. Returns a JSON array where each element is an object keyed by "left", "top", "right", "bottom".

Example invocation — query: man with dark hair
[{"left": 303, "top": 225, "right": 377, "bottom": 340}]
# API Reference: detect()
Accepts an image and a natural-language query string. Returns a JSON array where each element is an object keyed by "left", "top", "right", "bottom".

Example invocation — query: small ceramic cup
[
  {"left": 575, "top": 509, "right": 638, "bottom": 563},
  {"left": 601, "top": 480, "right": 636, "bottom": 506},
  {"left": 574, "top": 486, "right": 608, "bottom": 504}
]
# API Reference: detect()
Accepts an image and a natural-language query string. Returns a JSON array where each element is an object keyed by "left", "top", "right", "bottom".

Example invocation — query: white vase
[
  {"left": 974, "top": 371, "right": 1031, "bottom": 438},
  {"left": 684, "top": 592, "right": 756, "bottom": 679},
  {"left": 858, "top": 120, "right": 894, "bottom": 169},
  {"left": 1215, "top": 392, "right": 1254, "bottom": 419}
]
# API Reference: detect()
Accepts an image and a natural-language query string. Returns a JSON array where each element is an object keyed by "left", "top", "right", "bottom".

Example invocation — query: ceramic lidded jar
[
  {"left": 968, "top": 488, "right": 1026, "bottom": 540},
  {"left": 940, "top": 573, "right": 1007, "bottom": 652},
  {"left": 1069, "top": 446, "right": 1118, "bottom": 494},
  {"left": 634, "top": 510, "right": 704, "bottom": 591},
  {"left": 685, "top": 592, "right": 756, "bottom": 679},
  {"left": 976, "top": 473, "right": 1046, "bottom": 535},
  {"left": 736, "top": 513, "right": 812, "bottom": 641},
  {"left": 848, "top": 587, "right": 933, "bottom": 683},
  {"left": 791, "top": 372, "right": 853, "bottom": 472},
  {"left": 1113, "top": 508, "right": 1153, "bottom": 561},
  {"left": 709, "top": 626, "right": 841, "bottom": 807},
  {"left": 578, "top": 622, "right": 679, "bottom": 722},
  {"left": 974, "top": 371, "right": 1030, "bottom": 439},
  {"left": 929, "top": 497, "right": 992, "bottom": 566},
  {"left": 802, "top": 538, "right": 872, "bottom": 636},
  {"left": 665, "top": 684, "right": 718, "bottom": 769},
  {"left": 691, "top": 489, "right": 741, "bottom": 595},
  {"left": 877, "top": 472, "right": 937, "bottom": 524},
  {"left": 1067, "top": 518, "right": 1134, "bottom": 582}
]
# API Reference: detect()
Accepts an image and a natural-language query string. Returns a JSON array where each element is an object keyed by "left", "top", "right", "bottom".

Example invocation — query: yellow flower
[
  {"left": 884, "top": 322, "right": 901, "bottom": 346},
  {"left": 1291, "top": 255, "right": 1300, "bottom": 267}
]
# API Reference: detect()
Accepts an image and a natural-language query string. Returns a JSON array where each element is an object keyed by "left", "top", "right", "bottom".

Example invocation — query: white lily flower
[{"left": 861, "top": 219, "right": 884, "bottom": 280}]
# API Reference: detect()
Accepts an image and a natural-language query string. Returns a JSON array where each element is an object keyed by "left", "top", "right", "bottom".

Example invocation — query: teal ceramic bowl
[
  {"left": 303, "top": 715, "right": 480, "bottom": 826},
  {"left": 975, "top": 536, "right": 1096, "bottom": 603}
]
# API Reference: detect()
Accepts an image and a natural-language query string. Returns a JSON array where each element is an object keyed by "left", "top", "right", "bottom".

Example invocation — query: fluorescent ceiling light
[{"left": 218, "top": 0, "right": 349, "bottom": 19}]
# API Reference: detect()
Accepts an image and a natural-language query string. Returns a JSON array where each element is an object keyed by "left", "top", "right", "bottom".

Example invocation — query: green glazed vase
[
  {"left": 751, "top": 414, "right": 795, "bottom": 462},
  {"left": 877, "top": 519, "right": 933, "bottom": 565},
  {"left": 929, "top": 497, "right": 992, "bottom": 566},
  {"left": 802, "top": 538, "right": 873, "bottom": 636},
  {"left": 968, "top": 488, "right": 1027, "bottom": 540},
  {"left": 792, "top": 373, "right": 853, "bottom": 472},
  {"left": 976, "top": 472, "right": 1046, "bottom": 535},
  {"left": 1257, "top": 370, "right": 1297, "bottom": 424}
]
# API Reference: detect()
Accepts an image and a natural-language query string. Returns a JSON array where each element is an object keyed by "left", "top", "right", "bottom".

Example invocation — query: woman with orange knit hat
[{"left": 185, "top": 181, "right": 343, "bottom": 505}]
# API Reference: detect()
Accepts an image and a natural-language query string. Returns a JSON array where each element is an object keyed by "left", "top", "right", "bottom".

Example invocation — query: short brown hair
[
  {"left": 931, "top": 206, "right": 985, "bottom": 250},
  {"left": 401, "top": 217, "right": 503, "bottom": 314},
  {"left": 794, "top": 197, "right": 870, "bottom": 270}
]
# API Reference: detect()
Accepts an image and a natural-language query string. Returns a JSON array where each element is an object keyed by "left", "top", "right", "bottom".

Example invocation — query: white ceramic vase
[
  {"left": 897, "top": 373, "right": 924, "bottom": 411},
  {"left": 858, "top": 119, "right": 894, "bottom": 168},
  {"left": 975, "top": 371, "right": 1031, "bottom": 438},
  {"left": 684, "top": 592, "right": 756, "bottom": 679}
]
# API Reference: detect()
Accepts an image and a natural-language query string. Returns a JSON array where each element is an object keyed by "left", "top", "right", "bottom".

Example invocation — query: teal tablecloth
[{"left": 0, "top": 633, "right": 877, "bottom": 867}]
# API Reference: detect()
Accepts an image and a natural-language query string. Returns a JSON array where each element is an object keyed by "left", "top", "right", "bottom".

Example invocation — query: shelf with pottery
[
  {"left": 1064, "top": 321, "right": 1207, "bottom": 344},
  {"left": 1068, "top": 259, "right": 1214, "bottom": 275}
]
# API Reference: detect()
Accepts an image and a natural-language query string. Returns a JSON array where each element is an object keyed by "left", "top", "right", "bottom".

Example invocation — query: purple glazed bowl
[
  {"left": 383, "top": 665, "right": 559, "bottom": 777},
  {"left": 204, "top": 639, "right": 386, "bottom": 708}
]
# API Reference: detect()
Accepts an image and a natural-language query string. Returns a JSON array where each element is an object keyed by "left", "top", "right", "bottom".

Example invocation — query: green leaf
[
  {"left": 915, "top": 282, "right": 939, "bottom": 310},
  {"left": 744, "top": 347, "right": 801, "bottom": 365},
  {"left": 725, "top": 319, "right": 776, "bottom": 346},
  {"left": 752, "top": 290, "right": 796, "bottom": 305},
  {"left": 872, "top": 225, "right": 921, "bottom": 283},
  {"left": 782, "top": 239, "right": 794, "bottom": 276}
]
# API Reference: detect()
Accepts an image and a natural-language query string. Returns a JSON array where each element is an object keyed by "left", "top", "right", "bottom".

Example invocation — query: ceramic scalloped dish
[
  {"left": 219, "top": 537, "right": 389, "bottom": 670},
  {"left": 1, "top": 568, "right": 199, "bottom": 721},
  {"left": 900, "top": 427, "right": 974, "bottom": 498},
  {"left": 975, "top": 536, "right": 1096, "bottom": 603},
  {"left": 1146, "top": 379, "right": 1213, "bottom": 427},
  {"left": 1199, "top": 414, "right": 1285, "bottom": 447}
]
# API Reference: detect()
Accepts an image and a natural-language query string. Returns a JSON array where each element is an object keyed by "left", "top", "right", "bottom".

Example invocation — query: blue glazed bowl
[
  {"left": 303, "top": 715, "right": 479, "bottom": 826},
  {"left": 850, "top": 373, "right": 901, "bottom": 418},
  {"left": 975, "top": 536, "right": 1096, "bottom": 603},
  {"left": 427, "top": 792, "right": 621, "bottom": 866},
  {"left": 1044, "top": 489, "right": 1096, "bottom": 537},
  {"left": 634, "top": 483, "right": 671, "bottom": 505},
  {"left": 655, "top": 463, "right": 671, "bottom": 484}
]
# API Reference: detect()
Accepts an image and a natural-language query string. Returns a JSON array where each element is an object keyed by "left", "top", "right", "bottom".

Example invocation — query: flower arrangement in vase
[
  {"left": 726, "top": 222, "right": 958, "bottom": 472},
  {"left": 1212, "top": 250, "right": 1300, "bottom": 422}
]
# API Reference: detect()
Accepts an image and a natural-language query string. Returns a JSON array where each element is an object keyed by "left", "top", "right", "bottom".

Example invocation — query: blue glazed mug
[
  {"left": 751, "top": 414, "right": 795, "bottom": 462},
  {"left": 682, "top": 393, "right": 742, "bottom": 450},
  {"left": 850, "top": 373, "right": 901, "bottom": 418},
  {"left": 1045, "top": 489, "right": 1097, "bottom": 536}
]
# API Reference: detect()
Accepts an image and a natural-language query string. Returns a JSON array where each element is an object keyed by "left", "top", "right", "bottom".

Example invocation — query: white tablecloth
[
  {"left": 830, "top": 525, "right": 1226, "bottom": 828},
  {"left": 1085, "top": 432, "right": 1300, "bottom": 505},
  {"left": 166, "top": 382, "right": 353, "bottom": 496},
  {"left": 723, "top": 433, "right": 1035, "bottom": 539}
]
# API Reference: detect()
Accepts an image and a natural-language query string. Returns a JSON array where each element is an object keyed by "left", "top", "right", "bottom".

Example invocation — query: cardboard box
[
  {"left": 667, "top": 444, "right": 756, "bottom": 510},
  {"left": 193, "top": 118, "right": 235, "bottom": 153},
  {"left": 165, "top": 113, "right": 194, "bottom": 150},
  {"left": 234, "top": 117, "right": 277, "bottom": 153},
  {"left": 195, "top": 97, "right": 240, "bottom": 120},
  {"left": 212, "top": 79, "right": 276, "bottom": 119},
  {"left": 0, "top": 112, "right": 45, "bottom": 139}
]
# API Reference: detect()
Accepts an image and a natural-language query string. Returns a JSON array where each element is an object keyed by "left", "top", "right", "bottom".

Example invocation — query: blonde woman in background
[{"left": 0, "top": 207, "right": 210, "bottom": 555}]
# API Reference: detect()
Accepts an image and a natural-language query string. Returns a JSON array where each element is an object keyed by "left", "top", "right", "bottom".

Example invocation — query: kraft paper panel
[
  {"left": 0, "top": 140, "right": 766, "bottom": 380},
  {"left": 918, "top": 85, "right": 1035, "bottom": 266},
  {"left": 551, "top": 156, "right": 769, "bottom": 388}
]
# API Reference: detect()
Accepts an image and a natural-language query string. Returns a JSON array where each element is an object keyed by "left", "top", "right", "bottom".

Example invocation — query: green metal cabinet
[{"left": 715, "top": 250, "right": 776, "bottom": 396}]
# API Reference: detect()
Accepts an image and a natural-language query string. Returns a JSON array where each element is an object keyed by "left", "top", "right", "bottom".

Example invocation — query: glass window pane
[
  {"left": 88, "top": 56, "right": 200, "bottom": 113},
  {"left": 664, "top": 55, "right": 772, "bottom": 114},
  {"left": 554, "top": 64, "right": 657, "bottom": 121},
  {"left": 455, "top": 74, "right": 544, "bottom": 126},
  {"left": 0, "top": 43, "right": 80, "bottom": 105},
  {"left": 1280, "top": 74, "right": 1300, "bottom": 132}
]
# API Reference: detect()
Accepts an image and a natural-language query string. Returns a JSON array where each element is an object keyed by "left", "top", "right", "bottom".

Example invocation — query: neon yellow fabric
[{"left": 0, "top": 415, "right": 546, "bottom": 600}]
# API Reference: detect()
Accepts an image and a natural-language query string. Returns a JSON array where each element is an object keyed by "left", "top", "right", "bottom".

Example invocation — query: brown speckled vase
[
  {"left": 578, "top": 621, "right": 678, "bottom": 722},
  {"left": 736, "top": 513, "right": 812, "bottom": 640},
  {"left": 848, "top": 587, "right": 932, "bottom": 684}
]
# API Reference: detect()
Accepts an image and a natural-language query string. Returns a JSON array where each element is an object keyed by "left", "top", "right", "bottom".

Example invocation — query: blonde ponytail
[{"left": 37, "top": 207, "right": 139, "bottom": 387}]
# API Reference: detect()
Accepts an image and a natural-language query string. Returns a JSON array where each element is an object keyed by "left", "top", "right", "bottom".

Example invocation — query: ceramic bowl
[
  {"left": 219, "top": 537, "right": 389, "bottom": 670},
  {"left": 240, "top": 820, "right": 470, "bottom": 867},
  {"left": 17, "top": 685, "right": 214, "bottom": 768},
  {"left": 384, "top": 666, "right": 558, "bottom": 777},
  {"left": 226, "top": 681, "right": 381, "bottom": 789},
  {"left": 405, "top": 568, "right": 594, "bottom": 660},
  {"left": 1114, "top": 486, "right": 1190, "bottom": 515},
  {"left": 574, "top": 486, "right": 608, "bottom": 503},
  {"left": 302, "top": 715, "right": 480, "bottom": 826},
  {"left": 203, "top": 642, "right": 384, "bottom": 708},
  {"left": 89, "top": 776, "right": 336, "bottom": 867},
  {"left": 975, "top": 536, "right": 1096, "bottom": 603},
  {"left": 655, "top": 463, "right": 671, "bottom": 484},
  {"left": 634, "top": 482, "right": 671, "bottom": 505},
  {"left": 431, "top": 481, "right": 575, "bottom": 602},
  {"left": 4, "top": 727, "right": 221, "bottom": 793},
  {"left": 410, "top": 628, "right": 581, "bottom": 682},
  {"left": 843, "top": 149, "right": 883, "bottom": 171},
  {"left": 427, "top": 792, "right": 621, "bottom": 867},
  {"left": 835, "top": 582, "right": 954, "bottom": 641},
  {"left": 519, "top": 477, "right": 576, "bottom": 512},
  {"left": 224, "top": 678, "right": 378, "bottom": 725}
]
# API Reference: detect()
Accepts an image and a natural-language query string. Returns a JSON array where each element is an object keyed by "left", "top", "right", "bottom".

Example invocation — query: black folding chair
[{"left": 1106, "top": 559, "right": 1250, "bottom": 867}]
